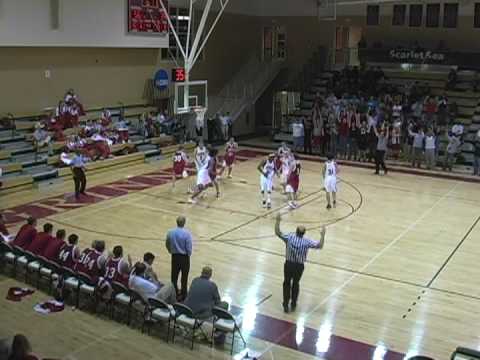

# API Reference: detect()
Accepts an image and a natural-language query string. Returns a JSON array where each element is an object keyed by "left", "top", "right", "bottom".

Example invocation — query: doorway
[{"left": 334, "top": 26, "right": 362, "bottom": 68}]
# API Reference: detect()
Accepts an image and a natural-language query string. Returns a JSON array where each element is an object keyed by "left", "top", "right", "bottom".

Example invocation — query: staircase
[{"left": 207, "top": 55, "right": 285, "bottom": 121}]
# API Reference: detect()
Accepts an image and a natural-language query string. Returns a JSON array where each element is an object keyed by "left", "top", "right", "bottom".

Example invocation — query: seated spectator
[
  {"left": 115, "top": 119, "right": 129, "bottom": 144},
  {"left": 0, "top": 213, "right": 10, "bottom": 241},
  {"left": 74, "top": 240, "right": 107, "bottom": 282},
  {"left": 32, "top": 123, "right": 52, "bottom": 154},
  {"left": 184, "top": 266, "right": 228, "bottom": 320},
  {"left": 42, "top": 229, "right": 66, "bottom": 261},
  {"left": 26, "top": 223, "right": 54, "bottom": 255},
  {"left": 129, "top": 262, "right": 177, "bottom": 304},
  {"left": 10, "top": 217, "right": 37, "bottom": 249},
  {"left": 57, "top": 234, "right": 80, "bottom": 269},
  {"left": 143, "top": 252, "right": 160, "bottom": 284},
  {"left": 8, "top": 334, "right": 39, "bottom": 360},
  {"left": 446, "top": 68, "right": 458, "bottom": 90},
  {"left": 451, "top": 122, "right": 464, "bottom": 138},
  {"left": 0, "top": 113, "right": 15, "bottom": 130},
  {"left": 100, "top": 108, "right": 112, "bottom": 128}
]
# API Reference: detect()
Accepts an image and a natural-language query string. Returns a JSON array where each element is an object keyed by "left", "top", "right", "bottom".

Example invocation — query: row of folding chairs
[{"left": 0, "top": 241, "right": 246, "bottom": 354}]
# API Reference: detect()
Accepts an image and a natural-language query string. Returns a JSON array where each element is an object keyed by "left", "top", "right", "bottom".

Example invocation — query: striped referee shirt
[{"left": 278, "top": 232, "right": 320, "bottom": 264}]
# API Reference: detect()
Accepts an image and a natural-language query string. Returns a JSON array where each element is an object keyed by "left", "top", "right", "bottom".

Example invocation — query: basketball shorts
[
  {"left": 260, "top": 175, "right": 273, "bottom": 192},
  {"left": 324, "top": 176, "right": 337, "bottom": 193}
]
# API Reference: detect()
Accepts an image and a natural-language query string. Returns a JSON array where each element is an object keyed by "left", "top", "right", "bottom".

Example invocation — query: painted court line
[{"left": 257, "top": 181, "right": 460, "bottom": 358}]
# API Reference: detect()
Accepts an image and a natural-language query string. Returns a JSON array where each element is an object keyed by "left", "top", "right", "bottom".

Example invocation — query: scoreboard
[{"left": 128, "top": 0, "right": 169, "bottom": 35}]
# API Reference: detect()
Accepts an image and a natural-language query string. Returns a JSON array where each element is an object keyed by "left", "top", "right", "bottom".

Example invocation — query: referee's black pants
[
  {"left": 283, "top": 261, "right": 305, "bottom": 307},
  {"left": 171, "top": 254, "right": 190, "bottom": 300},
  {"left": 72, "top": 167, "right": 86, "bottom": 198}
]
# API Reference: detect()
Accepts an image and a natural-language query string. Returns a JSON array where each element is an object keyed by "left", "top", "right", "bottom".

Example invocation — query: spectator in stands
[
  {"left": 409, "top": 125, "right": 425, "bottom": 168},
  {"left": 8, "top": 334, "right": 39, "bottom": 360},
  {"left": 337, "top": 110, "right": 349, "bottom": 159},
  {"left": 101, "top": 108, "right": 112, "bottom": 128},
  {"left": 0, "top": 113, "right": 15, "bottom": 130},
  {"left": 446, "top": 68, "right": 458, "bottom": 91},
  {"left": 291, "top": 117, "right": 304, "bottom": 152},
  {"left": 374, "top": 126, "right": 388, "bottom": 175},
  {"left": 33, "top": 123, "right": 52, "bottom": 155},
  {"left": 184, "top": 266, "right": 228, "bottom": 320},
  {"left": 303, "top": 115, "right": 313, "bottom": 155},
  {"left": 129, "top": 262, "right": 177, "bottom": 304},
  {"left": 357, "top": 120, "right": 369, "bottom": 162},
  {"left": 26, "top": 223, "right": 54, "bottom": 255},
  {"left": 10, "top": 217, "right": 37, "bottom": 249},
  {"left": 424, "top": 129, "right": 437, "bottom": 170},
  {"left": 348, "top": 109, "right": 360, "bottom": 160},
  {"left": 42, "top": 229, "right": 66, "bottom": 261},
  {"left": 443, "top": 131, "right": 461, "bottom": 172},
  {"left": 57, "top": 234, "right": 80, "bottom": 269},
  {"left": 473, "top": 130, "right": 480, "bottom": 176}
]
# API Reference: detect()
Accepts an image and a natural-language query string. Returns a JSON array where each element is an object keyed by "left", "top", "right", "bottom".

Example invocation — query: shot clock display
[
  {"left": 172, "top": 68, "right": 186, "bottom": 82},
  {"left": 128, "top": 0, "right": 169, "bottom": 35}
]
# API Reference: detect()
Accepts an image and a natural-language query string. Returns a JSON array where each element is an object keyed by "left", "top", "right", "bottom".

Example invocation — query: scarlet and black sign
[{"left": 128, "top": 0, "right": 168, "bottom": 35}]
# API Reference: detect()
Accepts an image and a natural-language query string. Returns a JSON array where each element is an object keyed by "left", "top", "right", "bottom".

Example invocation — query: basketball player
[
  {"left": 286, "top": 155, "right": 301, "bottom": 209},
  {"left": 258, "top": 153, "right": 276, "bottom": 209},
  {"left": 220, "top": 137, "right": 238, "bottom": 178},
  {"left": 323, "top": 153, "right": 338, "bottom": 209},
  {"left": 280, "top": 150, "right": 293, "bottom": 194},
  {"left": 172, "top": 145, "right": 189, "bottom": 188},
  {"left": 189, "top": 148, "right": 219, "bottom": 203},
  {"left": 189, "top": 141, "right": 208, "bottom": 194}
]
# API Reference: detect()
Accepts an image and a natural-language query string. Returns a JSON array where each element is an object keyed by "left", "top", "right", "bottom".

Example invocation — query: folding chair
[
  {"left": 62, "top": 266, "right": 80, "bottom": 307},
  {"left": 128, "top": 289, "right": 148, "bottom": 329},
  {"left": 212, "top": 306, "right": 247, "bottom": 355},
  {"left": 0, "top": 241, "right": 17, "bottom": 275},
  {"left": 21, "top": 250, "right": 40, "bottom": 285},
  {"left": 172, "top": 303, "right": 204, "bottom": 350},
  {"left": 147, "top": 298, "right": 175, "bottom": 341},
  {"left": 111, "top": 281, "right": 131, "bottom": 323},
  {"left": 76, "top": 271, "right": 97, "bottom": 311},
  {"left": 40, "top": 259, "right": 63, "bottom": 294}
]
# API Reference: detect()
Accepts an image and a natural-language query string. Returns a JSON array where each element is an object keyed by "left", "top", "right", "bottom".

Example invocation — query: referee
[
  {"left": 71, "top": 150, "right": 87, "bottom": 199},
  {"left": 275, "top": 214, "right": 326, "bottom": 313}
]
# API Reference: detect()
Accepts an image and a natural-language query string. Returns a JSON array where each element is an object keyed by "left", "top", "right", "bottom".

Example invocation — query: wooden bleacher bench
[
  {"left": 0, "top": 175, "right": 34, "bottom": 195},
  {"left": 111, "top": 143, "right": 136, "bottom": 155},
  {"left": 1, "top": 162, "right": 22, "bottom": 174},
  {"left": 15, "top": 121, "right": 36, "bottom": 131},
  {"left": 36, "top": 142, "right": 66, "bottom": 154},
  {"left": 57, "top": 152, "right": 145, "bottom": 178},
  {"left": 150, "top": 136, "right": 174, "bottom": 147},
  {"left": 0, "top": 150, "right": 11, "bottom": 161},
  {"left": 160, "top": 142, "right": 195, "bottom": 157}
]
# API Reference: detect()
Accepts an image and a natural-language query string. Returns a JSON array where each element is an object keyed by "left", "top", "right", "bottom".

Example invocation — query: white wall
[{"left": 0, "top": 0, "right": 168, "bottom": 47}]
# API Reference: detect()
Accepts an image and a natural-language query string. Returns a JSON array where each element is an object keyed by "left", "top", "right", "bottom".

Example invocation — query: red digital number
[{"left": 172, "top": 68, "right": 186, "bottom": 82}]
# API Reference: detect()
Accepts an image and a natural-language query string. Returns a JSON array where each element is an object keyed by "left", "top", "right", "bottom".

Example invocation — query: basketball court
[{"left": 2, "top": 148, "right": 480, "bottom": 359}]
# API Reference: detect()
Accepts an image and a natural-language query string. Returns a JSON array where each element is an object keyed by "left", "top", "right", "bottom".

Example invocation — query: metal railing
[{"left": 207, "top": 54, "right": 285, "bottom": 121}]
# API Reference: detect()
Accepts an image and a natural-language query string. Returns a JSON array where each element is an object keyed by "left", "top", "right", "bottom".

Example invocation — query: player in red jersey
[
  {"left": 172, "top": 145, "right": 189, "bottom": 188},
  {"left": 74, "top": 240, "right": 107, "bottom": 282},
  {"left": 286, "top": 155, "right": 301, "bottom": 209},
  {"left": 99, "top": 245, "right": 132, "bottom": 295},
  {"left": 57, "top": 234, "right": 80, "bottom": 270},
  {"left": 220, "top": 137, "right": 238, "bottom": 179}
]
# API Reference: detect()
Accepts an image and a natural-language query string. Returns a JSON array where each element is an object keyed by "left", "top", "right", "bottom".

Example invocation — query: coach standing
[
  {"left": 166, "top": 216, "right": 193, "bottom": 301},
  {"left": 275, "top": 214, "right": 325, "bottom": 313},
  {"left": 71, "top": 150, "right": 87, "bottom": 199}
]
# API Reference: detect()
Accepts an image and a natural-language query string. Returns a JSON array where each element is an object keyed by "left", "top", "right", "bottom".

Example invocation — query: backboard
[{"left": 174, "top": 80, "right": 208, "bottom": 114}]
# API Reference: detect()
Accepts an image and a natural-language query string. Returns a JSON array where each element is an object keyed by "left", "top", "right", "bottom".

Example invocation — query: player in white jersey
[
  {"left": 189, "top": 141, "right": 208, "bottom": 194},
  {"left": 257, "top": 153, "right": 276, "bottom": 209},
  {"left": 189, "top": 148, "right": 219, "bottom": 203},
  {"left": 323, "top": 153, "right": 339, "bottom": 210}
]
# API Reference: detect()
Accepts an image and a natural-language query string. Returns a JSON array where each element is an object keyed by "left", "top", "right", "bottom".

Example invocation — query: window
[
  {"left": 475, "top": 3, "right": 480, "bottom": 28},
  {"left": 392, "top": 5, "right": 406, "bottom": 26},
  {"left": 409, "top": 4, "right": 423, "bottom": 27},
  {"left": 443, "top": 3, "right": 458, "bottom": 28},
  {"left": 426, "top": 4, "right": 440, "bottom": 27},
  {"left": 366, "top": 5, "right": 380, "bottom": 26}
]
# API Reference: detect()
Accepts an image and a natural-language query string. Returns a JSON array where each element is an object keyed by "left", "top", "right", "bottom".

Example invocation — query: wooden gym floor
[{"left": 1, "top": 147, "right": 480, "bottom": 360}]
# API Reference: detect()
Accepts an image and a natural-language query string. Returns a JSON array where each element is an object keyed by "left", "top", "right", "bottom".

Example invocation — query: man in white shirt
[
  {"left": 129, "top": 262, "right": 177, "bottom": 304},
  {"left": 291, "top": 117, "right": 304, "bottom": 152}
]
